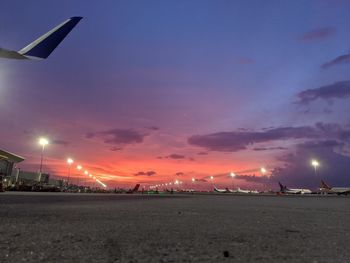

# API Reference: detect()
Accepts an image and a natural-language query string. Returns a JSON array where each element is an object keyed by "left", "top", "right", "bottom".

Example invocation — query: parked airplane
[
  {"left": 278, "top": 182, "right": 312, "bottom": 194},
  {"left": 320, "top": 180, "right": 350, "bottom": 195},
  {"left": 0, "top": 17, "right": 82, "bottom": 60},
  {"left": 213, "top": 186, "right": 231, "bottom": 193},
  {"left": 214, "top": 186, "right": 259, "bottom": 194},
  {"left": 236, "top": 187, "right": 259, "bottom": 194}
]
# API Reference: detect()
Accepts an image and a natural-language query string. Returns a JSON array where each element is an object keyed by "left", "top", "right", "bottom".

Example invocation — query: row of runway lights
[
  {"left": 149, "top": 179, "right": 184, "bottom": 189},
  {"left": 148, "top": 161, "right": 320, "bottom": 189},
  {"left": 38, "top": 137, "right": 107, "bottom": 188},
  {"left": 149, "top": 171, "right": 260, "bottom": 190},
  {"left": 67, "top": 158, "right": 107, "bottom": 188}
]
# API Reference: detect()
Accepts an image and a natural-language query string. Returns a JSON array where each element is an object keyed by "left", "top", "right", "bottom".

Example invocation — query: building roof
[{"left": 0, "top": 149, "right": 25, "bottom": 163}]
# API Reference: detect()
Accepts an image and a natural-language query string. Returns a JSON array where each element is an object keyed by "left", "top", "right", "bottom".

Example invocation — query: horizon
[{"left": 1, "top": 0, "right": 350, "bottom": 189}]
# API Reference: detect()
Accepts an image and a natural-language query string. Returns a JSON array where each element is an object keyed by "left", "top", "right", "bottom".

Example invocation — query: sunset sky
[{"left": 1, "top": 0, "right": 350, "bottom": 189}]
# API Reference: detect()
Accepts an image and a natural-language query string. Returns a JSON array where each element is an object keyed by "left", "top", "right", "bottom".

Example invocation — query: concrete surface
[{"left": 0, "top": 192, "right": 349, "bottom": 262}]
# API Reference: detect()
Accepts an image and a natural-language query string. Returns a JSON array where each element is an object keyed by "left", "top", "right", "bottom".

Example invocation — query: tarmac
[{"left": 0, "top": 192, "right": 349, "bottom": 263}]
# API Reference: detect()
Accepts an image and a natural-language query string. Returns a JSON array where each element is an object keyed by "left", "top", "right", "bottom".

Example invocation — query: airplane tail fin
[
  {"left": 132, "top": 184, "right": 140, "bottom": 193},
  {"left": 278, "top": 182, "right": 286, "bottom": 192},
  {"left": 321, "top": 180, "right": 331, "bottom": 190},
  {"left": 18, "top": 17, "right": 82, "bottom": 59}
]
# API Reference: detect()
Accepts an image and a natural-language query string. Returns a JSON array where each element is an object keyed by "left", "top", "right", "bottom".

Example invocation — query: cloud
[
  {"left": 299, "top": 140, "right": 344, "bottom": 149},
  {"left": 194, "top": 178, "right": 208, "bottom": 182},
  {"left": 110, "top": 147, "right": 123, "bottom": 151},
  {"left": 167, "top": 154, "right": 185, "bottom": 159},
  {"left": 158, "top": 154, "right": 195, "bottom": 161},
  {"left": 188, "top": 126, "right": 319, "bottom": 152},
  {"left": 296, "top": 81, "right": 350, "bottom": 105},
  {"left": 298, "top": 27, "right": 336, "bottom": 42},
  {"left": 188, "top": 123, "right": 350, "bottom": 153},
  {"left": 51, "top": 139, "right": 69, "bottom": 146},
  {"left": 145, "top": 126, "right": 160, "bottom": 131},
  {"left": 86, "top": 129, "right": 148, "bottom": 146},
  {"left": 321, "top": 54, "right": 350, "bottom": 69},
  {"left": 235, "top": 174, "right": 270, "bottom": 184},
  {"left": 134, "top": 171, "right": 157, "bottom": 176},
  {"left": 159, "top": 154, "right": 186, "bottom": 159},
  {"left": 253, "top": 146, "right": 287, "bottom": 151},
  {"left": 197, "top": 152, "right": 208, "bottom": 155},
  {"left": 175, "top": 172, "right": 184, "bottom": 176}
]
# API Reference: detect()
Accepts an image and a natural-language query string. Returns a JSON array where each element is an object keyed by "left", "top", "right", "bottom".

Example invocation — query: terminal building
[
  {"left": 0, "top": 148, "right": 25, "bottom": 178},
  {"left": 0, "top": 148, "right": 25, "bottom": 190},
  {"left": 0, "top": 148, "right": 61, "bottom": 188}
]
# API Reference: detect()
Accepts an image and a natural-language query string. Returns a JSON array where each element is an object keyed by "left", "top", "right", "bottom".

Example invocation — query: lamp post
[
  {"left": 67, "top": 158, "right": 74, "bottom": 186},
  {"left": 38, "top": 137, "right": 49, "bottom": 182},
  {"left": 84, "top": 170, "right": 88, "bottom": 187},
  {"left": 76, "top": 165, "right": 82, "bottom": 186},
  {"left": 230, "top": 172, "right": 236, "bottom": 190},
  {"left": 210, "top": 176, "right": 214, "bottom": 190},
  {"left": 261, "top": 167, "right": 267, "bottom": 191}
]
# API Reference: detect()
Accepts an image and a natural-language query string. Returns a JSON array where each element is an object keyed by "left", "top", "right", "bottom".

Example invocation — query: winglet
[{"left": 19, "top": 17, "right": 82, "bottom": 59}]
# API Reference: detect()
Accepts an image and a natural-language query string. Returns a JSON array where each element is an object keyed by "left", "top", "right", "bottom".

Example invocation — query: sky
[{"left": 1, "top": 0, "right": 350, "bottom": 190}]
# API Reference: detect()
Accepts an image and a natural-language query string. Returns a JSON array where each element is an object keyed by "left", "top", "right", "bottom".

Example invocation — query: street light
[
  {"left": 311, "top": 159, "right": 319, "bottom": 176},
  {"left": 38, "top": 137, "right": 49, "bottom": 182},
  {"left": 66, "top": 158, "right": 74, "bottom": 185},
  {"left": 76, "top": 165, "right": 82, "bottom": 185},
  {"left": 230, "top": 172, "right": 236, "bottom": 189}
]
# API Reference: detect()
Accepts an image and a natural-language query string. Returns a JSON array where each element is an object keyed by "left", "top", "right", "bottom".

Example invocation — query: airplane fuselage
[{"left": 285, "top": 188, "right": 312, "bottom": 194}]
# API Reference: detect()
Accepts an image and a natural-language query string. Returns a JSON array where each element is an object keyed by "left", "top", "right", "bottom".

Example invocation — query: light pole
[
  {"left": 311, "top": 160, "right": 319, "bottom": 176},
  {"left": 261, "top": 167, "right": 267, "bottom": 191},
  {"left": 84, "top": 170, "right": 88, "bottom": 188},
  {"left": 77, "top": 165, "right": 82, "bottom": 186},
  {"left": 230, "top": 172, "right": 236, "bottom": 190},
  {"left": 210, "top": 176, "right": 214, "bottom": 190},
  {"left": 67, "top": 158, "right": 74, "bottom": 186},
  {"left": 38, "top": 137, "right": 49, "bottom": 182}
]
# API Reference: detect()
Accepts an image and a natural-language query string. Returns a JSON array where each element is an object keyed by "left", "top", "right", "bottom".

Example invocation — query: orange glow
[{"left": 17, "top": 140, "right": 278, "bottom": 190}]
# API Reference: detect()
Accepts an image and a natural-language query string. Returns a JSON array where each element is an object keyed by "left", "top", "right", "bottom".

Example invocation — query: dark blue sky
[{"left": 1, "top": 0, "right": 350, "bottom": 189}]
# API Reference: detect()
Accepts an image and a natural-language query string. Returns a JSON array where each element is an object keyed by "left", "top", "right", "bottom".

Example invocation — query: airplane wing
[{"left": 0, "top": 17, "right": 82, "bottom": 60}]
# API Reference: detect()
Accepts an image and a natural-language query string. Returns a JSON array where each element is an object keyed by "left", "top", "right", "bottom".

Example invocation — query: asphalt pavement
[{"left": 0, "top": 192, "right": 349, "bottom": 262}]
